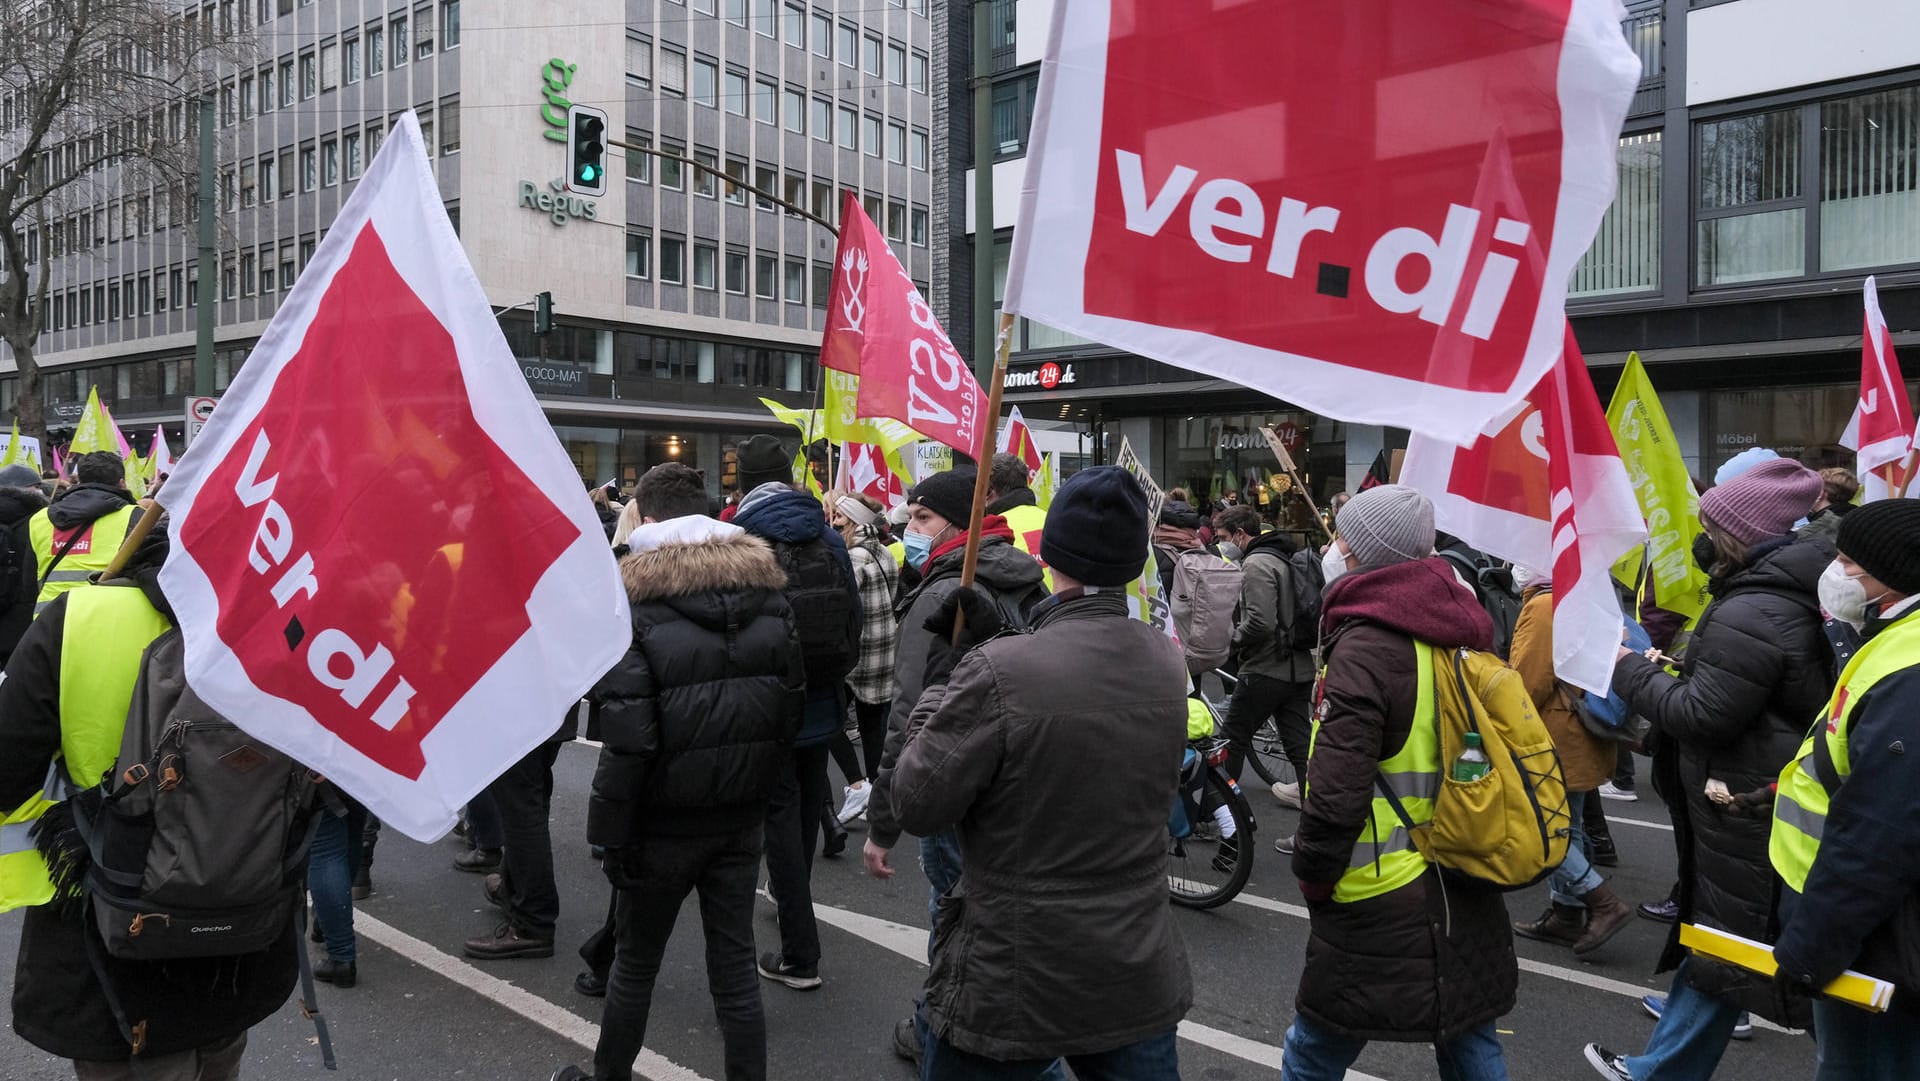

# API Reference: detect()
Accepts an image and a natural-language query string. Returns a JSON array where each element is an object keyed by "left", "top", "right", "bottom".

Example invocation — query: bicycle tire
[{"left": 1168, "top": 770, "right": 1255, "bottom": 909}]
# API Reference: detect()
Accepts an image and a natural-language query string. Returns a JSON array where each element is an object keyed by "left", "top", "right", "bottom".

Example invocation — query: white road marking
[
  {"left": 1604, "top": 815, "right": 1675, "bottom": 833},
  {"left": 355, "top": 912, "right": 714, "bottom": 1081}
]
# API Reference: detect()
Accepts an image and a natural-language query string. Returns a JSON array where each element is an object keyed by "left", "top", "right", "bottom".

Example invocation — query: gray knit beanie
[{"left": 1338, "top": 484, "right": 1435, "bottom": 568}]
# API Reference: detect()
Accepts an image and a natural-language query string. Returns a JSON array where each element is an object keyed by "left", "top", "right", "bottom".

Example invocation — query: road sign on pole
[{"left": 185, "top": 395, "right": 220, "bottom": 447}]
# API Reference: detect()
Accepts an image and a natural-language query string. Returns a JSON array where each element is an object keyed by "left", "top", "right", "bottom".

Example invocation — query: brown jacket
[
  {"left": 892, "top": 591, "right": 1193, "bottom": 1059},
  {"left": 1509, "top": 588, "right": 1614, "bottom": 792}
]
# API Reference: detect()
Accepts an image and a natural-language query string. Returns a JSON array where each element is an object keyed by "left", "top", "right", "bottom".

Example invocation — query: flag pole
[{"left": 952, "top": 313, "right": 1018, "bottom": 640}]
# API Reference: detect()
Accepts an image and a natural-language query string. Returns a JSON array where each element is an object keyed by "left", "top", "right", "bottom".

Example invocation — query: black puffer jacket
[
  {"left": 1612, "top": 534, "right": 1836, "bottom": 1020},
  {"left": 1291, "top": 558, "right": 1515, "bottom": 1042},
  {"left": 588, "top": 520, "right": 807, "bottom": 846}
]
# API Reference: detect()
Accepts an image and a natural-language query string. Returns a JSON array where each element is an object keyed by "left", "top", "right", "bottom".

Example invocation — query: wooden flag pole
[
  {"left": 102, "top": 499, "right": 164, "bottom": 581},
  {"left": 952, "top": 313, "right": 1018, "bottom": 642},
  {"left": 1260, "top": 426, "right": 1335, "bottom": 543}
]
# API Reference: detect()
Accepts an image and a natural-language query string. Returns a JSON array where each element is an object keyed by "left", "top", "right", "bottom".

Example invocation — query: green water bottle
[{"left": 1452, "top": 731, "right": 1491, "bottom": 782}]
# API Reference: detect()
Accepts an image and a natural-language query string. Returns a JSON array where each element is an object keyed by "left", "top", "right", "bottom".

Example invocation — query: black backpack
[
  {"left": 1280, "top": 548, "right": 1326, "bottom": 651},
  {"left": 770, "top": 537, "right": 859, "bottom": 689},
  {"left": 1440, "top": 547, "right": 1523, "bottom": 659}
]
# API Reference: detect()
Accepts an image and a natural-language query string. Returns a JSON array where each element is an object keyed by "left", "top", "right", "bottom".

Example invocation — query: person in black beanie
[
  {"left": 889, "top": 466, "right": 1192, "bottom": 1077},
  {"left": 1763, "top": 498, "right": 1920, "bottom": 1079}
]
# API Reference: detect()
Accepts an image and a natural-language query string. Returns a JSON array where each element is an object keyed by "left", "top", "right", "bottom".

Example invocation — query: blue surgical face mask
[{"left": 902, "top": 528, "right": 936, "bottom": 570}]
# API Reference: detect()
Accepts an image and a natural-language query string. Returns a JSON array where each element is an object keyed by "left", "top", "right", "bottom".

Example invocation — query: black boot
[
  {"left": 1584, "top": 794, "right": 1618, "bottom": 867},
  {"left": 353, "top": 817, "right": 380, "bottom": 900},
  {"left": 821, "top": 797, "right": 849, "bottom": 858}
]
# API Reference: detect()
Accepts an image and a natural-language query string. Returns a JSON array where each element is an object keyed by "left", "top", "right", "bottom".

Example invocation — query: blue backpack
[{"left": 1571, "top": 618, "right": 1652, "bottom": 743}]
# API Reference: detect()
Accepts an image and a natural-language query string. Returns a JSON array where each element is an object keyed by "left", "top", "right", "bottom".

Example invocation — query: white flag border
[{"left": 158, "top": 113, "right": 630, "bottom": 841}]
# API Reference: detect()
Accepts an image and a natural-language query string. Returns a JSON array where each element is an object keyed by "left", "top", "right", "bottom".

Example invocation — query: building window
[
  {"left": 693, "top": 58, "right": 718, "bottom": 107},
  {"left": 625, "top": 131, "right": 652, "bottom": 183},
  {"left": 785, "top": 258, "right": 806, "bottom": 303},
  {"left": 661, "top": 47, "right": 686, "bottom": 97},
  {"left": 724, "top": 69, "right": 748, "bottom": 116},
  {"left": 660, "top": 237, "right": 686, "bottom": 285},
  {"left": 765, "top": 86, "right": 798, "bottom": 136},
  {"left": 886, "top": 200, "right": 905, "bottom": 242},
  {"left": 240, "top": 254, "right": 256, "bottom": 297},
  {"left": 725, "top": 249, "right": 748, "bottom": 294},
  {"left": 910, "top": 128, "right": 929, "bottom": 170},
  {"left": 862, "top": 34, "right": 881, "bottom": 77},
  {"left": 782, "top": 2, "right": 803, "bottom": 47},
  {"left": 240, "top": 75, "right": 255, "bottom": 120},
  {"left": 811, "top": 262, "right": 831, "bottom": 310},
  {"left": 300, "top": 51, "right": 316, "bottom": 98},
  {"left": 415, "top": 7, "right": 435, "bottom": 57},
  {"left": 811, "top": 179, "right": 834, "bottom": 221},
  {"left": 321, "top": 138, "right": 338, "bottom": 185},
  {"left": 754, "top": 78, "right": 778, "bottom": 124},
  {"left": 440, "top": 98, "right": 460, "bottom": 153},
  {"left": 755, "top": 253, "right": 777, "bottom": 298},
  {"left": 992, "top": 72, "right": 1039, "bottom": 158},
  {"left": 300, "top": 146, "right": 317, "bottom": 191},
  {"left": 910, "top": 206, "right": 928, "bottom": 246},
  {"left": 1819, "top": 85, "right": 1920, "bottom": 274},
  {"left": 1695, "top": 108, "right": 1803, "bottom": 287},
  {"left": 837, "top": 105, "right": 857, "bottom": 149},
  {"left": 626, "top": 35, "right": 651, "bottom": 85},
  {"left": 1571, "top": 130, "right": 1661, "bottom": 298},
  {"left": 693, "top": 149, "right": 718, "bottom": 198},
  {"left": 725, "top": 157, "right": 749, "bottom": 205},
  {"left": 725, "top": 0, "right": 745, "bottom": 25},
  {"left": 692, "top": 243, "right": 717, "bottom": 289},
  {"left": 887, "top": 43, "right": 905, "bottom": 85},
  {"left": 367, "top": 25, "right": 384, "bottom": 76},
  {"left": 836, "top": 22, "right": 856, "bottom": 64},
  {"left": 280, "top": 58, "right": 296, "bottom": 105},
  {"left": 755, "top": 165, "right": 777, "bottom": 210},
  {"left": 391, "top": 15, "right": 409, "bottom": 67},
  {"left": 626, "top": 230, "right": 650, "bottom": 278},
  {"left": 344, "top": 131, "right": 363, "bottom": 178},
  {"left": 344, "top": 37, "right": 361, "bottom": 82},
  {"left": 660, "top": 142, "right": 684, "bottom": 190},
  {"left": 754, "top": 0, "right": 775, "bottom": 35},
  {"left": 862, "top": 113, "right": 881, "bottom": 157},
  {"left": 909, "top": 51, "right": 928, "bottom": 92},
  {"left": 320, "top": 41, "right": 338, "bottom": 91},
  {"left": 442, "top": 1, "right": 459, "bottom": 48},
  {"left": 812, "top": 11, "right": 831, "bottom": 57},
  {"left": 260, "top": 67, "right": 275, "bottom": 111}
]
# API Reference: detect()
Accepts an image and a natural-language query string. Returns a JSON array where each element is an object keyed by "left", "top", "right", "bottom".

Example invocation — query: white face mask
[
  {"left": 1321, "top": 543, "right": 1350, "bottom": 586},
  {"left": 1818, "top": 560, "right": 1883, "bottom": 628}
]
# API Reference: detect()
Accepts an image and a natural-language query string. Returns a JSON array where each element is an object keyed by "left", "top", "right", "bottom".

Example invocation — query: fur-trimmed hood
[{"left": 619, "top": 527, "right": 790, "bottom": 605}]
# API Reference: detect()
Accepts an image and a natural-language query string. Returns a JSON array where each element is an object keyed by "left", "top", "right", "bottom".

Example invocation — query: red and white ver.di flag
[
  {"left": 157, "top": 114, "right": 631, "bottom": 841},
  {"left": 1004, "top": 0, "right": 1642, "bottom": 444},
  {"left": 998, "top": 406, "right": 1043, "bottom": 475},
  {"left": 1401, "top": 328, "right": 1646, "bottom": 694},
  {"left": 821, "top": 193, "right": 987, "bottom": 457},
  {"left": 1840, "top": 275, "right": 1916, "bottom": 502}
]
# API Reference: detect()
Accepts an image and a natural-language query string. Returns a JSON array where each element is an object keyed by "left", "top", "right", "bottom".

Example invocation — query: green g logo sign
[{"left": 540, "top": 59, "right": 576, "bottom": 143}]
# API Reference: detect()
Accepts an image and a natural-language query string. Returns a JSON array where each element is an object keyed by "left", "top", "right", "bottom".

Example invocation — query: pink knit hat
[{"left": 1698, "top": 458, "right": 1823, "bottom": 545}]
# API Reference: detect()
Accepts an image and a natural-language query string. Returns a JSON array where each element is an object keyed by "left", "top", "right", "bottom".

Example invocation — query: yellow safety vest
[
  {"left": 1771, "top": 610, "right": 1920, "bottom": 892},
  {"left": 28, "top": 503, "right": 137, "bottom": 615},
  {"left": 1309, "top": 643, "right": 1442, "bottom": 903},
  {"left": 1000, "top": 502, "right": 1054, "bottom": 593},
  {"left": 0, "top": 584, "right": 172, "bottom": 912}
]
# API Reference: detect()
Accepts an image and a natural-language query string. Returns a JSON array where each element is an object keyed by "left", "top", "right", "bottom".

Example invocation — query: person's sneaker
[
  {"left": 1271, "top": 781, "right": 1302, "bottom": 809},
  {"left": 891, "top": 1017, "right": 922, "bottom": 1064},
  {"left": 757, "top": 951, "right": 822, "bottom": 990},
  {"left": 837, "top": 783, "right": 873, "bottom": 824},
  {"left": 1598, "top": 781, "right": 1638, "bottom": 802},
  {"left": 1641, "top": 994, "right": 1752, "bottom": 1040},
  {"left": 1583, "top": 1044, "right": 1632, "bottom": 1081},
  {"left": 1273, "top": 834, "right": 1297, "bottom": 855},
  {"left": 1637, "top": 898, "right": 1680, "bottom": 924},
  {"left": 463, "top": 924, "right": 555, "bottom": 961},
  {"left": 574, "top": 971, "right": 608, "bottom": 998},
  {"left": 452, "top": 847, "right": 502, "bottom": 873},
  {"left": 550, "top": 1067, "right": 590, "bottom": 1081},
  {"left": 313, "top": 957, "right": 357, "bottom": 988}
]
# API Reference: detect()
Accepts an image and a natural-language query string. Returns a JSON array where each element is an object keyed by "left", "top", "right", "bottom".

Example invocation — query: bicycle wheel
[
  {"left": 1168, "top": 770, "right": 1255, "bottom": 909},
  {"left": 1249, "top": 720, "right": 1298, "bottom": 792}
]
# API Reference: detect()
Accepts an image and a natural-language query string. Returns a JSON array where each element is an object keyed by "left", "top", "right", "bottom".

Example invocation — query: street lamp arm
[{"left": 603, "top": 138, "right": 841, "bottom": 238}]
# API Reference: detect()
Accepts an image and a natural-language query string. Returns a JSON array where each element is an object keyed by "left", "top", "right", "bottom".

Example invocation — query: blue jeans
[
  {"left": 307, "top": 811, "right": 356, "bottom": 964},
  {"left": 920, "top": 1016, "right": 1178, "bottom": 1081},
  {"left": 1281, "top": 1013, "right": 1506, "bottom": 1081},
  {"left": 1550, "top": 791, "right": 1605, "bottom": 907},
  {"left": 1813, "top": 996, "right": 1919, "bottom": 1080},
  {"left": 1624, "top": 959, "right": 1740, "bottom": 1080}
]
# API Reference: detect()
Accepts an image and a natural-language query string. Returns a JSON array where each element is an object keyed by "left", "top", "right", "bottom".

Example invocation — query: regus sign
[{"left": 522, "top": 58, "right": 598, "bottom": 226}]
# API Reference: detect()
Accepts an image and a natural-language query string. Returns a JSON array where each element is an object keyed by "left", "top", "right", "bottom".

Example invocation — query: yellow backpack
[{"left": 1383, "top": 646, "right": 1572, "bottom": 890}]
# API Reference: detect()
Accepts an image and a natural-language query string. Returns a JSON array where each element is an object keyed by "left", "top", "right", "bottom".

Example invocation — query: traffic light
[
  {"left": 534, "top": 291, "right": 553, "bottom": 336},
  {"left": 564, "top": 104, "right": 608, "bottom": 198}
]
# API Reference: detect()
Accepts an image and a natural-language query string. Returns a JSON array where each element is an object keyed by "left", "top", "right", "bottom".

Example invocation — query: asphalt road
[{"left": 0, "top": 740, "right": 1816, "bottom": 1080}]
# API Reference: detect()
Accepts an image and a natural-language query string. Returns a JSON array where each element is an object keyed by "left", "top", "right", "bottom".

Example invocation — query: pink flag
[
  {"left": 1839, "top": 276, "right": 1916, "bottom": 501},
  {"left": 156, "top": 114, "right": 630, "bottom": 841},
  {"left": 1004, "top": 0, "right": 1642, "bottom": 445},
  {"left": 822, "top": 193, "right": 987, "bottom": 456},
  {"left": 1400, "top": 328, "right": 1646, "bottom": 694}
]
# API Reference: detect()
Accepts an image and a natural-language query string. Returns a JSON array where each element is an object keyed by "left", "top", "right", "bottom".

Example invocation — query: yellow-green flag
[
  {"left": 1606, "top": 354, "right": 1708, "bottom": 622},
  {"left": 0, "top": 421, "right": 22, "bottom": 468},
  {"left": 1032, "top": 452, "right": 1058, "bottom": 510},
  {"left": 757, "top": 398, "right": 826, "bottom": 496},
  {"left": 823, "top": 370, "right": 920, "bottom": 454},
  {"left": 70, "top": 387, "right": 123, "bottom": 455}
]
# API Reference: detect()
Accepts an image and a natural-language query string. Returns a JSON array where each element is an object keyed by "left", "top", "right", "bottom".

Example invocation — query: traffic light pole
[
  {"left": 194, "top": 97, "right": 216, "bottom": 396},
  {"left": 604, "top": 138, "right": 839, "bottom": 238}
]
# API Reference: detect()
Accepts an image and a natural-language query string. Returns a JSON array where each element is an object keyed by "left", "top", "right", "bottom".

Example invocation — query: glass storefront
[
  {"left": 552, "top": 425, "right": 784, "bottom": 496},
  {"left": 1700, "top": 380, "right": 1920, "bottom": 478},
  {"left": 1161, "top": 412, "right": 1347, "bottom": 529}
]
